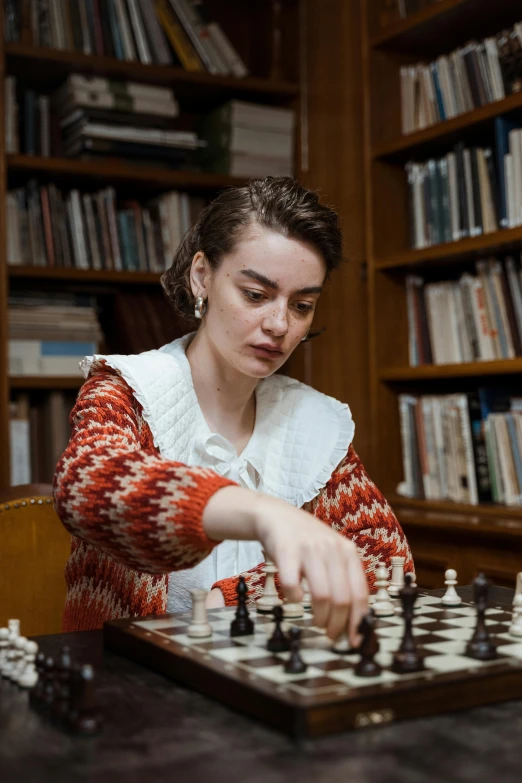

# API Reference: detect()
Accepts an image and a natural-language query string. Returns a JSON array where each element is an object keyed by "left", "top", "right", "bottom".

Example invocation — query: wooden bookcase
[
  {"left": 362, "top": 0, "right": 522, "bottom": 588},
  {"left": 0, "top": 0, "right": 302, "bottom": 487}
]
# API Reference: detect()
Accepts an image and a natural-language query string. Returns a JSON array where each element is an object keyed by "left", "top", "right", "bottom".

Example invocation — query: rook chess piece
[
  {"left": 284, "top": 627, "right": 307, "bottom": 674},
  {"left": 392, "top": 573, "right": 425, "bottom": 674},
  {"left": 256, "top": 555, "right": 283, "bottom": 614},
  {"left": 187, "top": 589, "right": 212, "bottom": 638},
  {"left": 267, "top": 605, "right": 290, "bottom": 652},
  {"left": 442, "top": 568, "right": 462, "bottom": 606},
  {"left": 466, "top": 573, "right": 497, "bottom": 660},
  {"left": 354, "top": 610, "right": 382, "bottom": 677},
  {"left": 230, "top": 577, "right": 254, "bottom": 637},
  {"left": 373, "top": 562, "right": 395, "bottom": 617},
  {"left": 388, "top": 557, "right": 405, "bottom": 597}
]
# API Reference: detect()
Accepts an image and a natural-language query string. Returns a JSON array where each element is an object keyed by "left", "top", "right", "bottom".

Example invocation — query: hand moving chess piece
[
  {"left": 267, "top": 605, "right": 290, "bottom": 652},
  {"left": 284, "top": 626, "right": 307, "bottom": 674},
  {"left": 354, "top": 610, "right": 382, "bottom": 677},
  {"left": 442, "top": 569, "right": 462, "bottom": 606},
  {"left": 230, "top": 577, "right": 254, "bottom": 637},
  {"left": 392, "top": 573, "right": 424, "bottom": 674},
  {"left": 466, "top": 573, "right": 497, "bottom": 660}
]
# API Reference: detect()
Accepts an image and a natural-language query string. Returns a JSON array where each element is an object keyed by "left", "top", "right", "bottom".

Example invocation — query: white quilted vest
[{"left": 80, "top": 332, "right": 355, "bottom": 612}]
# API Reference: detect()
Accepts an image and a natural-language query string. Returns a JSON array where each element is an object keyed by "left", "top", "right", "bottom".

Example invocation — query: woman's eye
[
  {"left": 243, "top": 290, "right": 265, "bottom": 302},
  {"left": 296, "top": 302, "right": 314, "bottom": 314}
]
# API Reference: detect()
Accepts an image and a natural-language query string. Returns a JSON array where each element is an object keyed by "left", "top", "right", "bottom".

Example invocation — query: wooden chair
[{"left": 0, "top": 484, "right": 71, "bottom": 636}]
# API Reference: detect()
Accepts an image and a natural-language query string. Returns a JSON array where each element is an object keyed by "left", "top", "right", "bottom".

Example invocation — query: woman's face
[{"left": 193, "top": 224, "right": 326, "bottom": 378}]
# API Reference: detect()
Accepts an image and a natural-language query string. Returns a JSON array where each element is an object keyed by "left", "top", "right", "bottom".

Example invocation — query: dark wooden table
[{"left": 2, "top": 587, "right": 522, "bottom": 783}]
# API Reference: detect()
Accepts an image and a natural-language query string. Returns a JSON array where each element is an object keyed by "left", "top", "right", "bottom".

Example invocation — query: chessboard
[{"left": 103, "top": 591, "right": 522, "bottom": 738}]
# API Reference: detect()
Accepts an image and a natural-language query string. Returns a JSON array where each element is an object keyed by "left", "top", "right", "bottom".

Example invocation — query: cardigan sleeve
[
  {"left": 53, "top": 366, "right": 236, "bottom": 574},
  {"left": 212, "top": 444, "right": 414, "bottom": 604}
]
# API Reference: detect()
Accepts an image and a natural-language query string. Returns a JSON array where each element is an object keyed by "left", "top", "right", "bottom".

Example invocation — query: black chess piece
[
  {"left": 354, "top": 610, "right": 382, "bottom": 677},
  {"left": 465, "top": 573, "right": 497, "bottom": 661},
  {"left": 53, "top": 646, "right": 73, "bottom": 722},
  {"left": 230, "top": 576, "right": 254, "bottom": 637},
  {"left": 70, "top": 664, "right": 102, "bottom": 735},
  {"left": 284, "top": 626, "right": 307, "bottom": 674},
  {"left": 392, "top": 573, "right": 425, "bottom": 674},
  {"left": 267, "top": 605, "right": 290, "bottom": 653},
  {"left": 42, "top": 656, "right": 56, "bottom": 709},
  {"left": 29, "top": 652, "right": 46, "bottom": 707}
]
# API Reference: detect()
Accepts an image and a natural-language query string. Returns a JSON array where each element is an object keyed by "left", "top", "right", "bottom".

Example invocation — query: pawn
[
  {"left": 510, "top": 592, "right": 522, "bottom": 638},
  {"left": 282, "top": 599, "right": 304, "bottom": 620},
  {"left": 301, "top": 578, "right": 312, "bottom": 611},
  {"left": 267, "top": 606, "right": 290, "bottom": 653},
  {"left": 70, "top": 664, "right": 102, "bottom": 735},
  {"left": 354, "top": 611, "right": 381, "bottom": 678},
  {"left": 18, "top": 640, "right": 39, "bottom": 689},
  {"left": 284, "top": 627, "right": 307, "bottom": 674},
  {"left": 373, "top": 562, "right": 395, "bottom": 617},
  {"left": 230, "top": 577, "right": 254, "bottom": 637},
  {"left": 332, "top": 631, "right": 356, "bottom": 654},
  {"left": 442, "top": 569, "right": 462, "bottom": 607}
]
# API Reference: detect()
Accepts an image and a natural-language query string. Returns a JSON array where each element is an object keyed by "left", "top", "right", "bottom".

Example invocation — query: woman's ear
[{"left": 189, "top": 251, "right": 211, "bottom": 298}]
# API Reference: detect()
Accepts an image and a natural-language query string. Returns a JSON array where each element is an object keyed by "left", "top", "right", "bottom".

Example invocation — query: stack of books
[
  {"left": 200, "top": 100, "right": 295, "bottom": 178},
  {"left": 8, "top": 292, "right": 103, "bottom": 376},
  {"left": 401, "top": 20, "right": 522, "bottom": 134},
  {"left": 7, "top": 181, "right": 205, "bottom": 272},
  {"left": 406, "top": 255, "right": 522, "bottom": 366},
  {"left": 398, "top": 389, "right": 522, "bottom": 507},
  {"left": 4, "top": 0, "right": 248, "bottom": 77}
]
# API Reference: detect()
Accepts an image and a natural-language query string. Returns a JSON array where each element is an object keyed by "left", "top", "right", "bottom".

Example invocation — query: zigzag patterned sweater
[{"left": 53, "top": 367, "right": 414, "bottom": 632}]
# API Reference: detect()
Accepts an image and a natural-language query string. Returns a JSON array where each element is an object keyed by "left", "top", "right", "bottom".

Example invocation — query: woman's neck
[{"left": 186, "top": 330, "right": 258, "bottom": 454}]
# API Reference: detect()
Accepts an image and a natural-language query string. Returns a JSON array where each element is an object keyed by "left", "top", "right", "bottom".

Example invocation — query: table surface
[{"left": 1, "top": 586, "right": 522, "bottom": 783}]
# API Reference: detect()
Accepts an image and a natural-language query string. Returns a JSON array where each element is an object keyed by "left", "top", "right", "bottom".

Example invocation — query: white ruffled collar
[{"left": 81, "top": 332, "right": 355, "bottom": 507}]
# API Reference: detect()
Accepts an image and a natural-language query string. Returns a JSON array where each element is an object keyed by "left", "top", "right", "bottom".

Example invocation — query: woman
[{"left": 54, "top": 177, "right": 413, "bottom": 644}]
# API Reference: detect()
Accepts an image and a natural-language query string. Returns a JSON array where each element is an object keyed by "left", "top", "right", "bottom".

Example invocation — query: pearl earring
[{"left": 194, "top": 296, "right": 207, "bottom": 320}]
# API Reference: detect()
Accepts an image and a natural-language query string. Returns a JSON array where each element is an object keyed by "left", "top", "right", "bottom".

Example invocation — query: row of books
[
  {"left": 406, "top": 256, "right": 522, "bottom": 366},
  {"left": 9, "top": 391, "right": 75, "bottom": 485},
  {"left": 4, "top": 0, "right": 248, "bottom": 77},
  {"left": 398, "top": 390, "right": 522, "bottom": 507},
  {"left": 7, "top": 180, "right": 205, "bottom": 272}
]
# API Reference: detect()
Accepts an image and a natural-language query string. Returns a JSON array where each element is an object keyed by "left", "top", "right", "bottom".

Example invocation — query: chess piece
[
  {"left": 42, "top": 656, "right": 56, "bottom": 708},
  {"left": 3, "top": 619, "right": 20, "bottom": 679},
  {"left": 442, "top": 568, "right": 462, "bottom": 606},
  {"left": 187, "top": 589, "right": 212, "bottom": 638},
  {"left": 71, "top": 664, "right": 102, "bottom": 735},
  {"left": 373, "top": 562, "right": 395, "bottom": 617},
  {"left": 332, "top": 631, "right": 355, "bottom": 654},
  {"left": 267, "top": 606, "right": 290, "bottom": 652},
  {"left": 54, "top": 646, "right": 73, "bottom": 719},
  {"left": 392, "top": 573, "right": 425, "bottom": 674},
  {"left": 301, "top": 577, "right": 312, "bottom": 610},
  {"left": 282, "top": 598, "right": 304, "bottom": 619},
  {"left": 515, "top": 572, "right": 522, "bottom": 600},
  {"left": 466, "top": 573, "right": 497, "bottom": 661},
  {"left": 388, "top": 557, "right": 405, "bottom": 597},
  {"left": 510, "top": 592, "right": 522, "bottom": 637},
  {"left": 11, "top": 637, "right": 29, "bottom": 683},
  {"left": 230, "top": 577, "right": 254, "bottom": 637},
  {"left": 407, "top": 571, "right": 417, "bottom": 588},
  {"left": 256, "top": 556, "right": 283, "bottom": 614},
  {"left": 354, "top": 610, "right": 382, "bottom": 677},
  {"left": 30, "top": 652, "right": 47, "bottom": 706},
  {"left": 0, "top": 628, "right": 9, "bottom": 674},
  {"left": 284, "top": 627, "right": 307, "bottom": 674},
  {"left": 18, "top": 640, "right": 39, "bottom": 689}
]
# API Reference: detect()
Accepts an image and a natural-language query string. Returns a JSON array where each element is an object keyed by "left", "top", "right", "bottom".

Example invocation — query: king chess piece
[
  {"left": 230, "top": 577, "right": 254, "bottom": 637},
  {"left": 465, "top": 573, "right": 497, "bottom": 661},
  {"left": 354, "top": 610, "right": 382, "bottom": 677},
  {"left": 392, "top": 573, "right": 425, "bottom": 674}
]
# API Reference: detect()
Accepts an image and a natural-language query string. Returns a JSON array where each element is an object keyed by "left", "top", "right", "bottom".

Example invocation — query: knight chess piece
[
  {"left": 230, "top": 577, "right": 254, "bottom": 637},
  {"left": 466, "top": 573, "right": 497, "bottom": 661},
  {"left": 392, "top": 573, "right": 425, "bottom": 674},
  {"left": 284, "top": 626, "right": 307, "bottom": 674},
  {"left": 267, "top": 605, "right": 290, "bottom": 652},
  {"left": 354, "top": 610, "right": 382, "bottom": 677}
]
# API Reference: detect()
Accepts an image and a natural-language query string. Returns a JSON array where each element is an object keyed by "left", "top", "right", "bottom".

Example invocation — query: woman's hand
[
  {"left": 203, "top": 486, "right": 369, "bottom": 646},
  {"left": 206, "top": 587, "right": 225, "bottom": 609}
]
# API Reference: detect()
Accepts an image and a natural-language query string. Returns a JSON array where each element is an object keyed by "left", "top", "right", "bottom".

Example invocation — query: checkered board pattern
[{"left": 104, "top": 593, "right": 522, "bottom": 737}]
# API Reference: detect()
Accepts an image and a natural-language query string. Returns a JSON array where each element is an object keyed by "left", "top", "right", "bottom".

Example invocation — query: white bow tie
[{"left": 195, "top": 433, "right": 260, "bottom": 491}]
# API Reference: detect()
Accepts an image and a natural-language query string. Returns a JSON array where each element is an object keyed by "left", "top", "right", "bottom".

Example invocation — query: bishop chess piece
[
  {"left": 230, "top": 577, "right": 254, "bottom": 637},
  {"left": 373, "top": 562, "right": 395, "bottom": 617},
  {"left": 187, "top": 589, "right": 212, "bottom": 639},
  {"left": 267, "top": 605, "right": 290, "bottom": 653},
  {"left": 388, "top": 556, "right": 405, "bottom": 597},
  {"left": 256, "top": 556, "right": 283, "bottom": 614},
  {"left": 466, "top": 573, "right": 497, "bottom": 661},
  {"left": 442, "top": 569, "right": 462, "bottom": 606},
  {"left": 284, "top": 626, "right": 307, "bottom": 674},
  {"left": 392, "top": 573, "right": 425, "bottom": 674},
  {"left": 354, "top": 610, "right": 381, "bottom": 677}
]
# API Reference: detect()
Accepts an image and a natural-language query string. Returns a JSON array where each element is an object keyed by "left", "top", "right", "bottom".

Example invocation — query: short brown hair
[{"left": 161, "top": 176, "right": 343, "bottom": 322}]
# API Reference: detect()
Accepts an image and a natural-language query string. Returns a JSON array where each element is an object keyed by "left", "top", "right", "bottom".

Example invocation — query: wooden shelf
[
  {"left": 390, "top": 494, "right": 522, "bottom": 522},
  {"left": 375, "top": 226, "right": 522, "bottom": 270},
  {"left": 5, "top": 43, "right": 298, "bottom": 104},
  {"left": 7, "top": 265, "right": 162, "bottom": 284},
  {"left": 380, "top": 358, "right": 522, "bottom": 381},
  {"left": 7, "top": 155, "right": 246, "bottom": 192},
  {"left": 9, "top": 376, "right": 84, "bottom": 390},
  {"left": 373, "top": 91, "right": 522, "bottom": 161},
  {"left": 370, "top": 0, "right": 522, "bottom": 55}
]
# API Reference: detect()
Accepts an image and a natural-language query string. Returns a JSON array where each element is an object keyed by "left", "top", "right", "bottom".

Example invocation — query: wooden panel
[{"left": 0, "top": 0, "right": 8, "bottom": 487}]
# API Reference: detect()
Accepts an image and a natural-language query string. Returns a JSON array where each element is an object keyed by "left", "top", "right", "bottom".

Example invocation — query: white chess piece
[
  {"left": 282, "top": 598, "right": 304, "bottom": 619},
  {"left": 0, "top": 628, "right": 9, "bottom": 675},
  {"left": 515, "top": 572, "right": 522, "bottom": 599},
  {"left": 373, "top": 562, "right": 395, "bottom": 617},
  {"left": 187, "top": 589, "right": 212, "bottom": 638},
  {"left": 510, "top": 592, "right": 522, "bottom": 637},
  {"left": 442, "top": 568, "right": 462, "bottom": 606},
  {"left": 256, "top": 556, "right": 283, "bottom": 614},
  {"left": 11, "top": 636, "right": 28, "bottom": 682},
  {"left": 301, "top": 577, "right": 312, "bottom": 610},
  {"left": 332, "top": 631, "right": 352, "bottom": 653},
  {"left": 3, "top": 620, "right": 20, "bottom": 679},
  {"left": 18, "top": 640, "right": 39, "bottom": 688},
  {"left": 388, "top": 557, "right": 405, "bottom": 597}
]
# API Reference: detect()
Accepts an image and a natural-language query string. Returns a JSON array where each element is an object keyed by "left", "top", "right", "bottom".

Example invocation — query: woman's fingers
[
  {"left": 345, "top": 546, "right": 369, "bottom": 647},
  {"left": 323, "top": 544, "right": 353, "bottom": 639}
]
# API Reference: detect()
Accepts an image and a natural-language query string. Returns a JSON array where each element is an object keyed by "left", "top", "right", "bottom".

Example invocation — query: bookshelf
[
  {"left": 362, "top": 0, "right": 522, "bottom": 587},
  {"left": 0, "top": 0, "right": 303, "bottom": 487}
]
